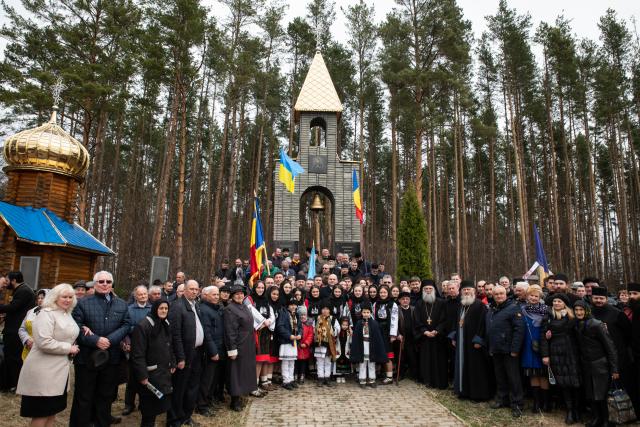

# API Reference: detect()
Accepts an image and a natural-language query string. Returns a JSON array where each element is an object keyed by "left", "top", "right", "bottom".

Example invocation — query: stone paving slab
[{"left": 245, "top": 379, "right": 465, "bottom": 427}]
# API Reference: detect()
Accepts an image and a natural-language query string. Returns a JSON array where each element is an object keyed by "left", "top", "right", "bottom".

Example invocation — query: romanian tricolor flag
[
  {"left": 279, "top": 148, "right": 304, "bottom": 193},
  {"left": 352, "top": 169, "right": 363, "bottom": 224},
  {"left": 249, "top": 197, "right": 266, "bottom": 286}
]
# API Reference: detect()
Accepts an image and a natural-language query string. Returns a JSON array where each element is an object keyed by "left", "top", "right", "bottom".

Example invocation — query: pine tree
[{"left": 397, "top": 184, "right": 432, "bottom": 280}]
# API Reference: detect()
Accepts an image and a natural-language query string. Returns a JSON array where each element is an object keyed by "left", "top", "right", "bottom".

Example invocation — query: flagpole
[
  {"left": 254, "top": 191, "right": 271, "bottom": 278},
  {"left": 358, "top": 161, "right": 366, "bottom": 270}
]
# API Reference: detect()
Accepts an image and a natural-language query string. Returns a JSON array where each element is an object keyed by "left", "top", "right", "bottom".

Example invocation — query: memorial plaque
[{"left": 308, "top": 155, "right": 328, "bottom": 174}]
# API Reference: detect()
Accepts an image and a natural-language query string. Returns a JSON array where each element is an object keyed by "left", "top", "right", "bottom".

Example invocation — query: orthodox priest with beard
[
  {"left": 412, "top": 280, "right": 448, "bottom": 389},
  {"left": 449, "top": 281, "right": 493, "bottom": 401}
]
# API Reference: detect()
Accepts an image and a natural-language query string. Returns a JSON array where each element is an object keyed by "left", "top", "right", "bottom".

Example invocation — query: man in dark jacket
[
  {"left": 70, "top": 270, "right": 130, "bottom": 427},
  {"left": 628, "top": 282, "right": 640, "bottom": 415},
  {"left": 591, "top": 286, "right": 636, "bottom": 414},
  {"left": 168, "top": 280, "right": 204, "bottom": 427},
  {"left": 196, "top": 286, "right": 226, "bottom": 416},
  {"left": 0, "top": 271, "right": 35, "bottom": 391},
  {"left": 486, "top": 285, "right": 525, "bottom": 417}
]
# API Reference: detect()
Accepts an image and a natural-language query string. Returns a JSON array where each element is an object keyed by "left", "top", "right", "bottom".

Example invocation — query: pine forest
[{"left": 1, "top": 0, "right": 639, "bottom": 287}]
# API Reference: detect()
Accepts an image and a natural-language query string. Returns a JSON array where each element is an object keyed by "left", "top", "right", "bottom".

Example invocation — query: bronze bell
[{"left": 310, "top": 193, "right": 325, "bottom": 211}]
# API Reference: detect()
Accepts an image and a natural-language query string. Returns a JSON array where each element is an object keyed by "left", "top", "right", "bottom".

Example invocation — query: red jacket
[{"left": 298, "top": 324, "right": 314, "bottom": 360}]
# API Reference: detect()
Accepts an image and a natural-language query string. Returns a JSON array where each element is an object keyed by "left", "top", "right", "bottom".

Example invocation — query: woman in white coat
[{"left": 17, "top": 283, "right": 80, "bottom": 427}]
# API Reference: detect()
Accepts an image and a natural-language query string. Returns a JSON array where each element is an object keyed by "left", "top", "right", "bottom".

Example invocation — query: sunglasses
[{"left": 98, "top": 280, "right": 113, "bottom": 284}]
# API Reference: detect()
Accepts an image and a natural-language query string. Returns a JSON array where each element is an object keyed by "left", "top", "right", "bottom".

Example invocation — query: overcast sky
[{"left": 1, "top": 0, "right": 638, "bottom": 58}]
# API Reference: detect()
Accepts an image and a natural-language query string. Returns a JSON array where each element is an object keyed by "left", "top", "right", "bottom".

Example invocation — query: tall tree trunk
[{"left": 151, "top": 75, "right": 180, "bottom": 256}]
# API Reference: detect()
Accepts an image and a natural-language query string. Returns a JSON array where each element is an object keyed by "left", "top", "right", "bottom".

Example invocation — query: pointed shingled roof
[{"left": 294, "top": 52, "right": 343, "bottom": 114}]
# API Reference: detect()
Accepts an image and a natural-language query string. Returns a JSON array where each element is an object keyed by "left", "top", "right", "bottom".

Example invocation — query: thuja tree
[{"left": 397, "top": 184, "right": 432, "bottom": 280}]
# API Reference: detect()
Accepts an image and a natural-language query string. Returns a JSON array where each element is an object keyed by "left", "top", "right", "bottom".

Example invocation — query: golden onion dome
[{"left": 3, "top": 107, "right": 90, "bottom": 181}]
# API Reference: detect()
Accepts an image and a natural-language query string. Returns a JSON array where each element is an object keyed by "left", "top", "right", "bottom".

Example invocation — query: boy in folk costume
[
  {"left": 276, "top": 298, "right": 303, "bottom": 390},
  {"left": 333, "top": 317, "right": 352, "bottom": 383},
  {"left": 351, "top": 302, "right": 388, "bottom": 387},
  {"left": 314, "top": 301, "right": 340, "bottom": 387},
  {"left": 296, "top": 306, "right": 314, "bottom": 384}
]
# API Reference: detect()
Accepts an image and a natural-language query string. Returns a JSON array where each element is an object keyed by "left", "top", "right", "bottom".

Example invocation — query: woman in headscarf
[
  {"left": 348, "top": 284, "right": 368, "bottom": 325},
  {"left": 520, "top": 285, "right": 549, "bottom": 413},
  {"left": 306, "top": 286, "right": 323, "bottom": 324},
  {"left": 264, "top": 287, "right": 282, "bottom": 389},
  {"left": 573, "top": 300, "right": 619, "bottom": 427},
  {"left": 130, "top": 299, "right": 175, "bottom": 427},
  {"left": 246, "top": 281, "right": 274, "bottom": 397},
  {"left": 224, "top": 285, "right": 258, "bottom": 411},
  {"left": 367, "top": 285, "right": 378, "bottom": 303},
  {"left": 328, "top": 286, "right": 350, "bottom": 322},
  {"left": 373, "top": 285, "right": 398, "bottom": 385}
]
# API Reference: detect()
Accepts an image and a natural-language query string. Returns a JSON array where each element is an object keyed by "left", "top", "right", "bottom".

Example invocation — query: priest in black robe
[
  {"left": 444, "top": 281, "right": 461, "bottom": 381},
  {"left": 449, "top": 281, "right": 493, "bottom": 401},
  {"left": 397, "top": 291, "right": 418, "bottom": 379},
  {"left": 412, "top": 280, "right": 448, "bottom": 389}
]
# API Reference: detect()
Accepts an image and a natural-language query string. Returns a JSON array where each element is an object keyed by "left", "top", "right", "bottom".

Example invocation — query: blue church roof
[{"left": 0, "top": 201, "right": 114, "bottom": 255}]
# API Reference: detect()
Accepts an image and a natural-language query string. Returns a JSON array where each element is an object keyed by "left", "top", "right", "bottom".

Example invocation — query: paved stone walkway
[{"left": 245, "top": 379, "right": 465, "bottom": 427}]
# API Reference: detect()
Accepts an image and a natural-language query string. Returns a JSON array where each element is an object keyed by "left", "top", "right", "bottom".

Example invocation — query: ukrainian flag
[
  {"left": 279, "top": 148, "right": 304, "bottom": 193},
  {"left": 352, "top": 169, "right": 363, "bottom": 224}
]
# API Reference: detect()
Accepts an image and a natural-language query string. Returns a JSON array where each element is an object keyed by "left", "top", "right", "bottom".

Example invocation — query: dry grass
[
  {"left": 427, "top": 388, "right": 567, "bottom": 427},
  {"left": 0, "top": 383, "right": 250, "bottom": 427}
]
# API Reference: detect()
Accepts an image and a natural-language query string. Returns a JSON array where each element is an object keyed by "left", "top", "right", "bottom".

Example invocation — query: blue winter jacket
[
  {"left": 276, "top": 308, "right": 303, "bottom": 345},
  {"left": 486, "top": 299, "right": 525, "bottom": 355},
  {"left": 127, "top": 302, "right": 152, "bottom": 333},
  {"left": 72, "top": 292, "right": 131, "bottom": 365}
]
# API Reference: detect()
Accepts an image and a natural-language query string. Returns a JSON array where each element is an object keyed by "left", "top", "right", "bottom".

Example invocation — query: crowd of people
[{"left": 0, "top": 248, "right": 639, "bottom": 427}]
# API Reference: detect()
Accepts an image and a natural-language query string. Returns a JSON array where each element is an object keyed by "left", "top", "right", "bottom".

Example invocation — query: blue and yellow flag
[{"left": 279, "top": 148, "right": 304, "bottom": 193}]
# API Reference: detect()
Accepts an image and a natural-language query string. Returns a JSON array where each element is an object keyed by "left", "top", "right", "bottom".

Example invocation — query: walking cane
[{"left": 395, "top": 339, "right": 403, "bottom": 386}]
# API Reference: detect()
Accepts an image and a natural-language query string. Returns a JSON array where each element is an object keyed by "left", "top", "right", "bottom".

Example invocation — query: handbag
[
  {"left": 608, "top": 381, "right": 636, "bottom": 424},
  {"left": 547, "top": 366, "right": 556, "bottom": 385}
]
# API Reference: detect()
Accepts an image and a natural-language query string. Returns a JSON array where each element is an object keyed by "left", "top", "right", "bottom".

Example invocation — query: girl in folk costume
[
  {"left": 333, "top": 317, "right": 352, "bottom": 383},
  {"left": 296, "top": 306, "right": 314, "bottom": 384},
  {"left": 373, "top": 285, "right": 399, "bottom": 384},
  {"left": 279, "top": 281, "right": 294, "bottom": 305},
  {"left": 306, "top": 286, "right": 323, "bottom": 324},
  {"left": 348, "top": 284, "right": 368, "bottom": 325},
  {"left": 328, "top": 286, "right": 351, "bottom": 323},
  {"left": 314, "top": 301, "right": 340, "bottom": 387},
  {"left": 261, "top": 286, "right": 282, "bottom": 390},
  {"left": 351, "top": 302, "right": 388, "bottom": 387},
  {"left": 292, "top": 288, "right": 305, "bottom": 307},
  {"left": 368, "top": 285, "right": 378, "bottom": 303},
  {"left": 276, "top": 298, "right": 303, "bottom": 390},
  {"left": 247, "top": 281, "right": 275, "bottom": 396}
]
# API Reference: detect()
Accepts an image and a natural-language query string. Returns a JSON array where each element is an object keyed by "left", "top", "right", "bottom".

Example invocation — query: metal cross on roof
[
  {"left": 315, "top": 20, "right": 322, "bottom": 52},
  {"left": 51, "top": 76, "right": 67, "bottom": 108}
]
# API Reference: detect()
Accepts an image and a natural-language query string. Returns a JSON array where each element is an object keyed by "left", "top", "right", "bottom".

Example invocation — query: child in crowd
[
  {"left": 276, "top": 298, "right": 303, "bottom": 390},
  {"left": 296, "top": 306, "right": 314, "bottom": 384},
  {"left": 334, "top": 317, "right": 352, "bottom": 383},
  {"left": 314, "top": 302, "right": 339, "bottom": 387},
  {"left": 351, "top": 302, "right": 388, "bottom": 388}
]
